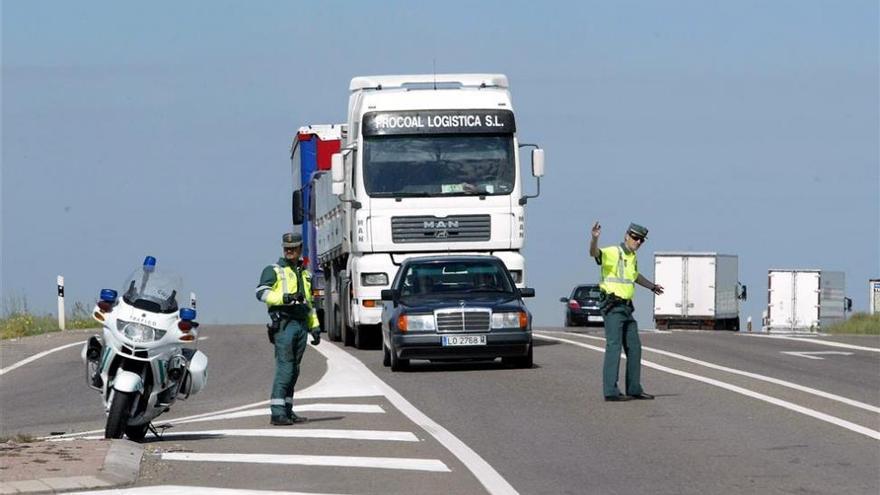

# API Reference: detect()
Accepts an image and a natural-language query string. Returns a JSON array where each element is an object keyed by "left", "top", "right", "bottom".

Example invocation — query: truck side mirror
[
  {"left": 739, "top": 284, "right": 748, "bottom": 301},
  {"left": 531, "top": 149, "right": 545, "bottom": 178},
  {"left": 331, "top": 153, "right": 344, "bottom": 196},
  {"left": 845, "top": 297, "right": 853, "bottom": 312},
  {"left": 380, "top": 289, "right": 399, "bottom": 301},
  {"left": 292, "top": 189, "right": 304, "bottom": 225},
  {"left": 519, "top": 287, "right": 536, "bottom": 298},
  {"left": 559, "top": 297, "right": 568, "bottom": 303},
  {"left": 331, "top": 153, "right": 344, "bottom": 182}
]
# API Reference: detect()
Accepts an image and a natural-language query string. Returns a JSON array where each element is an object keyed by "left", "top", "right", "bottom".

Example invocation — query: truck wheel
[
  {"left": 105, "top": 391, "right": 133, "bottom": 439},
  {"left": 329, "top": 306, "right": 341, "bottom": 342},
  {"left": 343, "top": 319, "right": 354, "bottom": 347}
]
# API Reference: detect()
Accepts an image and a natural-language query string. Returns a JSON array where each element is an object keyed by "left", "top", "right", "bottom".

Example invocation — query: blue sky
[{"left": 2, "top": 1, "right": 878, "bottom": 327}]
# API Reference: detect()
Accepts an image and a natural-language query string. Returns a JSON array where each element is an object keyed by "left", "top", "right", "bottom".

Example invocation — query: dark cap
[
  {"left": 627, "top": 223, "right": 648, "bottom": 239},
  {"left": 282, "top": 232, "right": 303, "bottom": 248}
]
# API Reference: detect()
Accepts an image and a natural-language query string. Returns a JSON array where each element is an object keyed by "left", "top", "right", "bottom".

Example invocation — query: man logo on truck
[{"left": 424, "top": 220, "right": 459, "bottom": 229}]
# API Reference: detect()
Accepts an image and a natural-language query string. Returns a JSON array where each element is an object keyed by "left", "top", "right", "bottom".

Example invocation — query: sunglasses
[
  {"left": 629, "top": 234, "right": 646, "bottom": 243},
  {"left": 283, "top": 246, "right": 301, "bottom": 251}
]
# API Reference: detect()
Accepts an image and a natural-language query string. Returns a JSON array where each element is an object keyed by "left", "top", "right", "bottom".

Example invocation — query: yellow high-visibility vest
[
  {"left": 599, "top": 245, "right": 638, "bottom": 300},
  {"left": 266, "top": 264, "right": 320, "bottom": 330}
]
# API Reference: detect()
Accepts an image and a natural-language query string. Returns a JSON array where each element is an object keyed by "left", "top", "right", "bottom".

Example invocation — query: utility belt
[
  {"left": 599, "top": 290, "right": 633, "bottom": 314},
  {"left": 268, "top": 304, "right": 310, "bottom": 327}
]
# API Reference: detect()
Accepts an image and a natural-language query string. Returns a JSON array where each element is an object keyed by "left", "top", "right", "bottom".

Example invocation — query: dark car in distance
[
  {"left": 380, "top": 255, "right": 535, "bottom": 371},
  {"left": 560, "top": 284, "right": 604, "bottom": 327}
]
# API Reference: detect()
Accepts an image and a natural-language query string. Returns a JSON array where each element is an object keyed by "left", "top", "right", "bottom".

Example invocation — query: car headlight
[
  {"left": 361, "top": 273, "right": 389, "bottom": 286},
  {"left": 492, "top": 311, "right": 528, "bottom": 329},
  {"left": 117, "top": 320, "right": 166, "bottom": 342},
  {"left": 398, "top": 314, "right": 435, "bottom": 332}
]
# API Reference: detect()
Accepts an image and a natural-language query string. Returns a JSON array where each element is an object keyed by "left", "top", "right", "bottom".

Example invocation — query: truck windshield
[{"left": 363, "top": 134, "right": 515, "bottom": 197}]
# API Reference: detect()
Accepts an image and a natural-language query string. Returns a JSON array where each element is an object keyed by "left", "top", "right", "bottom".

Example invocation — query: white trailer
[
  {"left": 870, "top": 279, "right": 880, "bottom": 315},
  {"left": 312, "top": 74, "right": 544, "bottom": 348},
  {"left": 653, "top": 252, "right": 745, "bottom": 330},
  {"left": 764, "top": 269, "right": 846, "bottom": 333}
]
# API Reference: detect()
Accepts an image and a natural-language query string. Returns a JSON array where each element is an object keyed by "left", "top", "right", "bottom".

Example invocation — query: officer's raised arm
[{"left": 589, "top": 221, "right": 602, "bottom": 258}]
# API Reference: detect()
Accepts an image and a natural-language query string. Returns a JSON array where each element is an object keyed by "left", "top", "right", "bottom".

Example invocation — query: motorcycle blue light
[
  {"left": 100, "top": 289, "right": 118, "bottom": 302},
  {"left": 143, "top": 256, "right": 157, "bottom": 272},
  {"left": 180, "top": 308, "right": 196, "bottom": 321}
]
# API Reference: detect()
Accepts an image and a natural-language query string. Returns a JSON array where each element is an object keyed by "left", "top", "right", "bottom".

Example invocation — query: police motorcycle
[{"left": 82, "top": 256, "right": 208, "bottom": 440}]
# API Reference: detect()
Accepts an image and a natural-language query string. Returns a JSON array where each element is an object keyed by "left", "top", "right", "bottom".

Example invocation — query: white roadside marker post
[
  {"left": 190, "top": 292, "right": 197, "bottom": 308},
  {"left": 57, "top": 275, "right": 66, "bottom": 330}
]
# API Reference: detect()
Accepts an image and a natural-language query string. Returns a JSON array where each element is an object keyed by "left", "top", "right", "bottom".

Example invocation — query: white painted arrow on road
[{"left": 780, "top": 351, "right": 854, "bottom": 360}]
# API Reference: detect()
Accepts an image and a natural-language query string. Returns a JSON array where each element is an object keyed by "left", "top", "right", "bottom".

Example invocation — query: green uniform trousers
[
  {"left": 270, "top": 318, "right": 308, "bottom": 418},
  {"left": 602, "top": 303, "right": 644, "bottom": 398}
]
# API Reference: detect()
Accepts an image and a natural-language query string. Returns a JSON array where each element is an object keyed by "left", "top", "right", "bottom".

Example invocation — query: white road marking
[
  {"left": 549, "top": 331, "right": 880, "bottom": 415},
  {"left": 0, "top": 340, "right": 84, "bottom": 376},
  {"left": 535, "top": 333, "right": 880, "bottom": 440},
  {"left": 312, "top": 341, "right": 518, "bottom": 495},
  {"left": 162, "top": 452, "right": 451, "bottom": 472},
  {"left": 744, "top": 334, "right": 880, "bottom": 352},
  {"left": 175, "top": 404, "right": 385, "bottom": 425},
  {"left": 781, "top": 351, "right": 855, "bottom": 360},
  {"left": 75, "top": 485, "right": 347, "bottom": 495},
  {"left": 75, "top": 428, "right": 418, "bottom": 442}
]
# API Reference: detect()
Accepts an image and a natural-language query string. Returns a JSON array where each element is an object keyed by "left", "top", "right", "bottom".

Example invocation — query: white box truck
[
  {"left": 764, "top": 269, "right": 846, "bottom": 333},
  {"left": 653, "top": 252, "right": 745, "bottom": 330},
  {"left": 870, "top": 279, "right": 880, "bottom": 315},
  {"left": 306, "top": 74, "right": 544, "bottom": 348}
]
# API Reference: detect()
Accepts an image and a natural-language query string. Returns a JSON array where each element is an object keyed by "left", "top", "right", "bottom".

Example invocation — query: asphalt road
[{"left": 1, "top": 325, "right": 878, "bottom": 494}]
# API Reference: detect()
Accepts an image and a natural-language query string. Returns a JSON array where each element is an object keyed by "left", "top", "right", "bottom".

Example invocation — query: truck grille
[
  {"left": 391, "top": 215, "right": 491, "bottom": 243},
  {"left": 435, "top": 309, "right": 491, "bottom": 333}
]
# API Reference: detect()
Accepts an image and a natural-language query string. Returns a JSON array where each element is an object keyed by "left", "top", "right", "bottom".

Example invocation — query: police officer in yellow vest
[
  {"left": 590, "top": 221, "right": 664, "bottom": 402},
  {"left": 256, "top": 232, "right": 321, "bottom": 425}
]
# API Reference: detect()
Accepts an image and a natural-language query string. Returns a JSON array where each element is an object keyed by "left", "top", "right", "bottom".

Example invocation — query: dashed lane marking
[
  {"left": 175, "top": 404, "right": 385, "bottom": 425},
  {"left": 75, "top": 485, "right": 346, "bottom": 495},
  {"left": 76, "top": 428, "right": 419, "bottom": 442},
  {"left": 162, "top": 452, "right": 451, "bottom": 472},
  {"left": 534, "top": 332, "right": 880, "bottom": 440},
  {"left": 549, "top": 330, "right": 880, "bottom": 415}
]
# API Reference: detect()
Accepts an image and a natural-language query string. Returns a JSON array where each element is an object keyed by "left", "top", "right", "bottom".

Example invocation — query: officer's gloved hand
[
  {"left": 282, "top": 294, "right": 305, "bottom": 305},
  {"left": 309, "top": 329, "right": 321, "bottom": 345}
]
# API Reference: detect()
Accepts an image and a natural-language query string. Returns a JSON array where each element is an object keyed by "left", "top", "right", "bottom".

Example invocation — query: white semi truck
[
  {"left": 308, "top": 74, "right": 544, "bottom": 348},
  {"left": 653, "top": 252, "right": 746, "bottom": 330},
  {"left": 763, "top": 269, "right": 848, "bottom": 333}
]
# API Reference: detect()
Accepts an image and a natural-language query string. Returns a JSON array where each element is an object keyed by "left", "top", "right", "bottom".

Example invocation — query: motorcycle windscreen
[{"left": 121, "top": 267, "right": 185, "bottom": 314}]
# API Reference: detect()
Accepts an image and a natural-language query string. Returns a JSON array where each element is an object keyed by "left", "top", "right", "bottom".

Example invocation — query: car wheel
[
  {"left": 503, "top": 344, "right": 533, "bottom": 369},
  {"left": 382, "top": 342, "right": 391, "bottom": 367},
  {"left": 389, "top": 344, "right": 409, "bottom": 372}
]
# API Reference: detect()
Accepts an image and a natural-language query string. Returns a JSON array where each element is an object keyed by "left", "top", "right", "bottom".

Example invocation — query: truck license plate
[
  {"left": 442, "top": 335, "right": 487, "bottom": 346},
  {"left": 588, "top": 315, "right": 604, "bottom": 322}
]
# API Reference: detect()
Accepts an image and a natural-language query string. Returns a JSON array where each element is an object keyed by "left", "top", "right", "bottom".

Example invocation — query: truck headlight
[
  {"left": 361, "top": 273, "right": 389, "bottom": 286},
  {"left": 118, "top": 321, "right": 166, "bottom": 342},
  {"left": 492, "top": 311, "right": 528, "bottom": 329},
  {"left": 509, "top": 270, "right": 523, "bottom": 284}
]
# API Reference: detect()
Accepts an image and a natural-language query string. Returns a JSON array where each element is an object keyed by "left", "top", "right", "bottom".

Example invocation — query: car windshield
[
  {"left": 120, "top": 266, "right": 183, "bottom": 314},
  {"left": 574, "top": 287, "right": 602, "bottom": 300},
  {"left": 363, "top": 134, "right": 515, "bottom": 198},
  {"left": 398, "top": 260, "right": 515, "bottom": 296}
]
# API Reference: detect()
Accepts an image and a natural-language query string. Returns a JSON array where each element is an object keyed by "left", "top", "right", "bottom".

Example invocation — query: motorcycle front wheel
[{"left": 105, "top": 391, "right": 133, "bottom": 439}]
